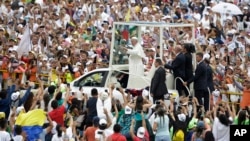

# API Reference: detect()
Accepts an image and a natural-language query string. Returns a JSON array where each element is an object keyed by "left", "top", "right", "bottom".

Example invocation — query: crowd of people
[{"left": 0, "top": 0, "right": 250, "bottom": 141}]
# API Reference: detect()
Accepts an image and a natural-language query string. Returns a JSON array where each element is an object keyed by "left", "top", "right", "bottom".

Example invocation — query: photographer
[{"left": 94, "top": 117, "right": 113, "bottom": 141}]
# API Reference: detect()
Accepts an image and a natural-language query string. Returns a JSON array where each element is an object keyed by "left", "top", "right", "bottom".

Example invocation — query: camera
[
  {"left": 156, "top": 100, "right": 161, "bottom": 105},
  {"left": 97, "top": 131, "right": 103, "bottom": 134},
  {"left": 177, "top": 106, "right": 182, "bottom": 111}
]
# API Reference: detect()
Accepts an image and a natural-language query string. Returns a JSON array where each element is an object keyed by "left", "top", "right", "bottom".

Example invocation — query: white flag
[{"left": 16, "top": 25, "right": 31, "bottom": 58}]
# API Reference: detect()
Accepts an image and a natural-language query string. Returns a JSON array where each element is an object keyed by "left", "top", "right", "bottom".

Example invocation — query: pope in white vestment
[{"left": 125, "top": 37, "right": 147, "bottom": 89}]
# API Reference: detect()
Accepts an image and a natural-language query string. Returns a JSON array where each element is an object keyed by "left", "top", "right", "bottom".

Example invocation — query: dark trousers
[
  {"left": 153, "top": 95, "right": 164, "bottom": 104},
  {"left": 176, "top": 78, "right": 187, "bottom": 97},
  {"left": 195, "top": 89, "right": 210, "bottom": 111}
]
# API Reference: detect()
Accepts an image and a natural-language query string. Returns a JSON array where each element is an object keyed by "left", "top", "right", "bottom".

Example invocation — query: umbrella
[{"left": 211, "top": 2, "right": 243, "bottom": 15}]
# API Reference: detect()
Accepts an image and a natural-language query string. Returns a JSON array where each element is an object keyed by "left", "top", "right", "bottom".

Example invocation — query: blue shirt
[{"left": 118, "top": 113, "right": 134, "bottom": 135}]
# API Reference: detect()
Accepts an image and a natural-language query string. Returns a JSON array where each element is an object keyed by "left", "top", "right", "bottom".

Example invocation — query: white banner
[{"left": 16, "top": 25, "right": 31, "bottom": 58}]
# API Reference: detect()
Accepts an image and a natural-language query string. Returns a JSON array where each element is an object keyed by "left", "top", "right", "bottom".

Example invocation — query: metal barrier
[{"left": 174, "top": 77, "right": 191, "bottom": 96}]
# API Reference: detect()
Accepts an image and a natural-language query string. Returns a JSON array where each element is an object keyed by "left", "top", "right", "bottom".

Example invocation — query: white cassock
[{"left": 126, "top": 43, "right": 147, "bottom": 89}]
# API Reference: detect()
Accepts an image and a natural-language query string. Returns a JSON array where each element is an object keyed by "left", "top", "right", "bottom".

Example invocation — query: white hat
[
  {"left": 73, "top": 67, "right": 79, "bottom": 72},
  {"left": 17, "top": 24, "right": 23, "bottom": 28},
  {"left": 125, "top": 106, "right": 132, "bottom": 114},
  {"left": 177, "top": 113, "right": 186, "bottom": 122},
  {"left": 149, "top": 48, "right": 156, "bottom": 52},
  {"left": 16, "top": 106, "right": 24, "bottom": 115},
  {"left": 212, "top": 90, "right": 220, "bottom": 97},
  {"left": 57, "top": 46, "right": 63, "bottom": 50},
  {"left": 76, "top": 62, "right": 82, "bottom": 66},
  {"left": 228, "top": 66, "right": 234, "bottom": 71},
  {"left": 62, "top": 66, "right": 69, "bottom": 72},
  {"left": 19, "top": 61, "right": 25, "bottom": 65},
  {"left": 86, "top": 60, "right": 93, "bottom": 66},
  {"left": 114, "top": 0, "right": 119, "bottom": 2},
  {"left": 162, "top": 15, "right": 171, "bottom": 20},
  {"left": 144, "top": 30, "right": 150, "bottom": 33},
  {"left": 65, "top": 38, "right": 71, "bottom": 43},
  {"left": 203, "top": 53, "right": 210, "bottom": 60},
  {"left": 204, "top": 12, "right": 209, "bottom": 15},
  {"left": 99, "top": 118, "right": 107, "bottom": 125},
  {"left": 142, "top": 89, "right": 149, "bottom": 97},
  {"left": 137, "top": 127, "right": 146, "bottom": 138},
  {"left": 131, "top": 0, "right": 136, "bottom": 3},
  {"left": 100, "top": 91, "right": 109, "bottom": 101},
  {"left": 204, "top": 26, "right": 210, "bottom": 30},
  {"left": 63, "top": 55, "right": 68, "bottom": 58},
  {"left": 91, "top": 54, "right": 97, "bottom": 59},
  {"left": 243, "top": 6, "right": 248, "bottom": 10},
  {"left": 11, "top": 92, "right": 20, "bottom": 101},
  {"left": 208, "top": 38, "right": 215, "bottom": 45},
  {"left": 142, "top": 7, "right": 149, "bottom": 13},
  {"left": 42, "top": 58, "right": 47, "bottom": 61},
  {"left": 226, "top": 16, "right": 232, "bottom": 21}
]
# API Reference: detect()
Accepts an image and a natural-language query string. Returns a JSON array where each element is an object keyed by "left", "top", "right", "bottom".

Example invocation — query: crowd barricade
[
  {"left": 220, "top": 91, "right": 242, "bottom": 105},
  {"left": 0, "top": 70, "right": 70, "bottom": 87}
]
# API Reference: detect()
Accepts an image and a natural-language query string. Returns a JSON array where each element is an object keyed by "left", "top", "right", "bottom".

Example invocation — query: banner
[{"left": 16, "top": 25, "right": 31, "bottom": 58}]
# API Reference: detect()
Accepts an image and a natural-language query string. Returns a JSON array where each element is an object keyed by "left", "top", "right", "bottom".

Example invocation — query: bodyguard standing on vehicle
[
  {"left": 183, "top": 52, "right": 207, "bottom": 109},
  {"left": 150, "top": 58, "right": 168, "bottom": 103},
  {"left": 164, "top": 45, "right": 186, "bottom": 96}
]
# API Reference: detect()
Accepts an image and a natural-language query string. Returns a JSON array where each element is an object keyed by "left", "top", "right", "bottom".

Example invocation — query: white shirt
[
  {"left": 212, "top": 117, "right": 230, "bottom": 141},
  {"left": 101, "top": 12, "right": 110, "bottom": 21},
  {"left": 95, "top": 129, "right": 113, "bottom": 141},
  {"left": 0, "top": 131, "right": 11, "bottom": 141},
  {"left": 13, "top": 135, "right": 23, "bottom": 141},
  {"left": 51, "top": 127, "right": 73, "bottom": 141}
]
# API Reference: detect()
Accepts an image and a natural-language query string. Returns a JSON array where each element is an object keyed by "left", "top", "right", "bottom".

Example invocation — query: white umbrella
[{"left": 211, "top": 2, "right": 243, "bottom": 15}]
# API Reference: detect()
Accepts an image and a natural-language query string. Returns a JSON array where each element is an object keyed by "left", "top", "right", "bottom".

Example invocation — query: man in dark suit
[
  {"left": 184, "top": 52, "right": 208, "bottom": 110},
  {"left": 150, "top": 58, "right": 168, "bottom": 103},
  {"left": 164, "top": 45, "right": 186, "bottom": 96}
]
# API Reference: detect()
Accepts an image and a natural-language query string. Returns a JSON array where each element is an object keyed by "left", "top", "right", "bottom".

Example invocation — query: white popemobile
[{"left": 69, "top": 22, "right": 195, "bottom": 107}]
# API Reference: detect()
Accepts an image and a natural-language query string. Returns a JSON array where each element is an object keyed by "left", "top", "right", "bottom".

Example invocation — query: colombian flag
[{"left": 15, "top": 109, "right": 46, "bottom": 141}]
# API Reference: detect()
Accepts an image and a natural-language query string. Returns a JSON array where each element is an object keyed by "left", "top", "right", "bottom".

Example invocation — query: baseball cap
[
  {"left": 197, "top": 121, "right": 205, "bottom": 129},
  {"left": 137, "top": 127, "right": 146, "bottom": 138},
  {"left": 16, "top": 106, "right": 24, "bottom": 115},
  {"left": 100, "top": 91, "right": 109, "bottom": 101},
  {"left": 177, "top": 113, "right": 186, "bottom": 122},
  {"left": 188, "top": 118, "right": 198, "bottom": 130},
  {"left": 0, "top": 112, "right": 5, "bottom": 119},
  {"left": 125, "top": 106, "right": 132, "bottom": 114},
  {"left": 11, "top": 92, "right": 20, "bottom": 101},
  {"left": 99, "top": 118, "right": 107, "bottom": 125},
  {"left": 93, "top": 116, "right": 100, "bottom": 126}
]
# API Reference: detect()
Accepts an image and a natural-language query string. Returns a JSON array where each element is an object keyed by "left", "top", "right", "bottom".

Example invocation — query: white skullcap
[{"left": 131, "top": 37, "right": 138, "bottom": 40}]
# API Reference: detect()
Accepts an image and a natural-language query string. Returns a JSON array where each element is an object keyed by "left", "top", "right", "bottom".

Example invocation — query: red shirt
[
  {"left": 108, "top": 133, "right": 127, "bottom": 141},
  {"left": 49, "top": 105, "right": 65, "bottom": 126},
  {"left": 84, "top": 126, "right": 98, "bottom": 141}
]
